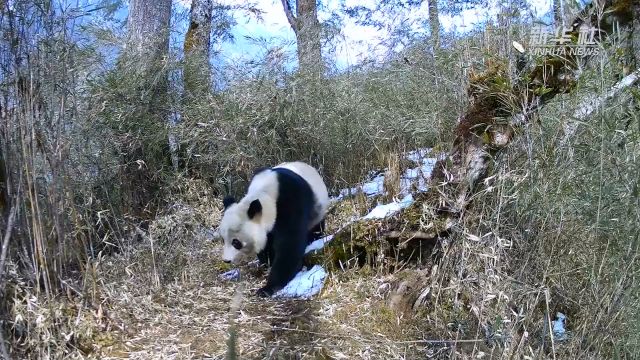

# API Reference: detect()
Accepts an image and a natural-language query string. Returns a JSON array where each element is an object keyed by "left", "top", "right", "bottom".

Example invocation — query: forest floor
[
  {"left": 97, "top": 246, "right": 436, "bottom": 359},
  {"left": 90, "top": 150, "right": 443, "bottom": 359}
]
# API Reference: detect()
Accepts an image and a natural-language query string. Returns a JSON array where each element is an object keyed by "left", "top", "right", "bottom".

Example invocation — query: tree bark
[
  {"left": 127, "top": 0, "right": 172, "bottom": 59},
  {"left": 124, "top": 0, "right": 173, "bottom": 213},
  {"left": 0, "top": 147, "right": 7, "bottom": 218},
  {"left": 632, "top": 0, "right": 640, "bottom": 68},
  {"left": 280, "top": 0, "right": 323, "bottom": 76},
  {"left": 184, "top": 0, "right": 213, "bottom": 98},
  {"left": 553, "top": 0, "right": 563, "bottom": 28},
  {"left": 125, "top": 0, "right": 172, "bottom": 121},
  {"left": 428, "top": 0, "right": 440, "bottom": 52}
]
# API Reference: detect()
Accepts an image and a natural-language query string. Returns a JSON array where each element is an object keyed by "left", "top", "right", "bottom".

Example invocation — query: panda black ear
[
  {"left": 223, "top": 196, "right": 236, "bottom": 210},
  {"left": 247, "top": 199, "right": 262, "bottom": 219}
]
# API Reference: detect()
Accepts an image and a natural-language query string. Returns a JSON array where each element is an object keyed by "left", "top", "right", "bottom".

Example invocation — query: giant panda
[{"left": 218, "top": 161, "right": 329, "bottom": 297}]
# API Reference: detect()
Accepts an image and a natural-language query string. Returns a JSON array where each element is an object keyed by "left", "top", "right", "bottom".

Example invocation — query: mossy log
[
  {"left": 307, "top": 195, "right": 451, "bottom": 271},
  {"left": 430, "top": 0, "right": 634, "bottom": 213},
  {"left": 385, "top": 0, "right": 636, "bottom": 311},
  {"left": 307, "top": 1, "right": 636, "bottom": 311}
]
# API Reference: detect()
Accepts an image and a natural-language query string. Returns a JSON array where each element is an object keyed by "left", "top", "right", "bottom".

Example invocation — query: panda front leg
[
  {"left": 308, "top": 219, "right": 326, "bottom": 243},
  {"left": 256, "top": 228, "right": 306, "bottom": 297},
  {"left": 257, "top": 233, "right": 275, "bottom": 266},
  {"left": 305, "top": 219, "right": 324, "bottom": 246}
]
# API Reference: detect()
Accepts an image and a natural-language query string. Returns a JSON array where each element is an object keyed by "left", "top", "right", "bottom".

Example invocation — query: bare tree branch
[{"left": 280, "top": 0, "right": 297, "bottom": 33}]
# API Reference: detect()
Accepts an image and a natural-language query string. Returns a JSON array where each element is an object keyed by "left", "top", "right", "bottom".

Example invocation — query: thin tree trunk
[
  {"left": 296, "top": 0, "right": 322, "bottom": 75},
  {"left": 553, "top": 0, "right": 563, "bottom": 28},
  {"left": 280, "top": 0, "right": 323, "bottom": 76},
  {"left": 0, "top": 147, "right": 7, "bottom": 218},
  {"left": 126, "top": 0, "right": 172, "bottom": 124},
  {"left": 428, "top": 0, "right": 440, "bottom": 52},
  {"left": 124, "top": 0, "right": 173, "bottom": 211},
  {"left": 179, "top": 0, "right": 214, "bottom": 171},
  {"left": 184, "top": 0, "right": 213, "bottom": 98},
  {"left": 632, "top": 1, "right": 640, "bottom": 68}
]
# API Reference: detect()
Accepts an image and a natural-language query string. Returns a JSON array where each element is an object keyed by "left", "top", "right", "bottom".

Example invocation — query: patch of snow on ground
[
  {"left": 552, "top": 312, "right": 567, "bottom": 340},
  {"left": 336, "top": 173, "right": 385, "bottom": 199},
  {"left": 305, "top": 235, "right": 334, "bottom": 254},
  {"left": 362, "top": 194, "right": 414, "bottom": 220},
  {"left": 219, "top": 268, "right": 240, "bottom": 281},
  {"left": 334, "top": 148, "right": 436, "bottom": 200},
  {"left": 400, "top": 157, "right": 437, "bottom": 193},
  {"left": 274, "top": 265, "right": 327, "bottom": 299}
]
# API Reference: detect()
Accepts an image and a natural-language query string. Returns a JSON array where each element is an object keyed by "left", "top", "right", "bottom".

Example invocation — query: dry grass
[
  {"left": 6, "top": 124, "right": 638, "bottom": 359},
  {"left": 2, "top": 2, "right": 639, "bottom": 359},
  {"left": 94, "top": 263, "right": 433, "bottom": 359},
  {"left": 0, "top": 174, "right": 430, "bottom": 359},
  {"left": 85, "top": 181, "right": 436, "bottom": 359}
]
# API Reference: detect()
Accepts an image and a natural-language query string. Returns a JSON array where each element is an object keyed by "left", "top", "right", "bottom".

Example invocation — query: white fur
[
  {"left": 274, "top": 162, "right": 329, "bottom": 229},
  {"left": 219, "top": 162, "right": 328, "bottom": 263}
]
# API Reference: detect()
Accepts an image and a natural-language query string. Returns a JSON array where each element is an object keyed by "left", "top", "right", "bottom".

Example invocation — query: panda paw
[{"left": 256, "top": 287, "right": 274, "bottom": 298}]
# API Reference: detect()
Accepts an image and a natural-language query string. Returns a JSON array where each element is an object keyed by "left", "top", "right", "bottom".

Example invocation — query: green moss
[
  {"left": 322, "top": 221, "right": 381, "bottom": 270},
  {"left": 214, "top": 261, "right": 234, "bottom": 272}
]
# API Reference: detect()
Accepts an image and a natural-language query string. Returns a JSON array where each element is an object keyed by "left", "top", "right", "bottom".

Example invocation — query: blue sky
[
  {"left": 171, "top": 0, "right": 558, "bottom": 71},
  {"left": 9, "top": 0, "right": 566, "bottom": 69}
]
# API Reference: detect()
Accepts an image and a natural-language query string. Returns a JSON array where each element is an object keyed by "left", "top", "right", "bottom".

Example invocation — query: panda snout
[{"left": 223, "top": 259, "right": 231, "bottom": 264}]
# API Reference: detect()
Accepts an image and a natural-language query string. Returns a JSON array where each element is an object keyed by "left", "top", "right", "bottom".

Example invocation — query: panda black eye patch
[{"left": 232, "top": 239, "right": 243, "bottom": 250}]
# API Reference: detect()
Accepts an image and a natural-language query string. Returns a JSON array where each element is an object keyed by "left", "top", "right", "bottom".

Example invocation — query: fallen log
[{"left": 313, "top": 1, "right": 637, "bottom": 315}]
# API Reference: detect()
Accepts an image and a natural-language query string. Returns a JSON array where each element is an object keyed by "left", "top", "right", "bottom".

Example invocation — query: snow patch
[
  {"left": 336, "top": 173, "right": 385, "bottom": 199},
  {"left": 274, "top": 265, "right": 327, "bottom": 299},
  {"left": 305, "top": 235, "right": 334, "bottom": 254},
  {"left": 362, "top": 194, "right": 414, "bottom": 220},
  {"left": 219, "top": 268, "right": 240, "bottom": 281},
  {"left": 400, "top": 157, "right": 436, "bottom": 193},
  {"left": 552, "top": 312, "right": 567, "bottom": 341},
  {"left": 334, "top": 148, "right": 436, "bottom": 200}
]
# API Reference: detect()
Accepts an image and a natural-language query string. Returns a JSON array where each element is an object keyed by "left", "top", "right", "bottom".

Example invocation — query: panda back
[{"left": 274, "top": 162, "right": 329, "bottom": 224}]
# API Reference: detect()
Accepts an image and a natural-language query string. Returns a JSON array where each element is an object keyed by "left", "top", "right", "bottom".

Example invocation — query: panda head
[{"left": 218, "top": 195, "right": 269, "bottom": 264}]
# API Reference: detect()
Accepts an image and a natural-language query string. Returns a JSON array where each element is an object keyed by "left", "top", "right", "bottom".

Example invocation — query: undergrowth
[{"left": 1, "top": 1, "right": 638, "bottom": 359}]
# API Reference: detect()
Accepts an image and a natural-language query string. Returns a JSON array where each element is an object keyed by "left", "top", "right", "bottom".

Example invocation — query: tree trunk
[
  {"left": 126, "top": 0, "right": 172, "bottom": 122},
  {"left": 124, "top": 0, "right": 173, "bottom": 214},
  {"left": 280, "top": 0, "right": 323, "bottom": 76},
  {"left": 127, "top": 0, "right": 172, "bottom": 59},
  {"left": 632, "top": 0, "right": 640, "bottom": 68},
  {"left": 184, "top": 0, "right": 213, "bottom": 98},
  {"left": 553, "top": 0, "right": 563, "bottom": 28},
  {"left": 428, "top": 0, "right": 440, "bottom": 52},
  {"left": 296, "top": 0, "right": 322, "bottom": 76}
]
